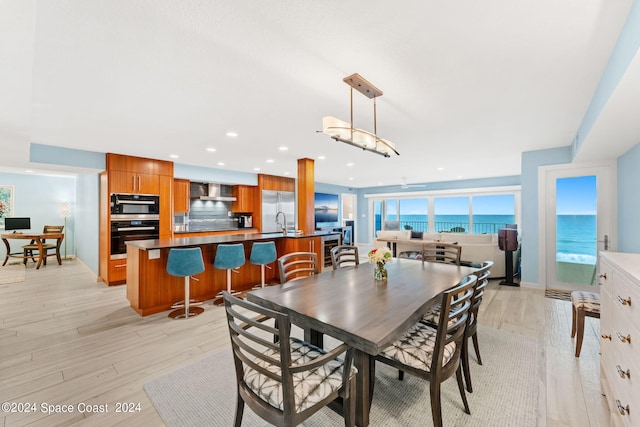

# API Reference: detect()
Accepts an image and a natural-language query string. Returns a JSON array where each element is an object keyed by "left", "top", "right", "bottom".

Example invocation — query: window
[
  {"left": 399, "top": 198, "right": 428, "bottom": 231},
  {"left": 434, "top": 197, "right": 469, "bottom": 233},
  {"left": 472, "top": 195, "right": 515, "bottom": 234},
  {"left": 367, "top": 186, "right": 520, "bottom": 239}
]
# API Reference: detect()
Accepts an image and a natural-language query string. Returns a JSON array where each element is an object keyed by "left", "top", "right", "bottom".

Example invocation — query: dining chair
[
  {"left": 374, "top": 274, "right": 477, "bottom": 427},
  {"left": 331, "top": 245, "right": 360, "bottom": 270},
  {"left": 421, "top": 261, "right": 493, "bottom": 392},
  {"left": 22, "top": 225, "right": 64, "bottom": 266},
  {"left": 277, "top": 252, "right": 319, "bottom": 284},
  {"left": 421, "top": 242, "right": 461, "bottom": 265},
  {"left": 222, "top": 291, "right": 356, "bottom": 427}
]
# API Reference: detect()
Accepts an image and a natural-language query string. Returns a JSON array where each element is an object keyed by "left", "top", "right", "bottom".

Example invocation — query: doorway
[
  {"left": 341, "top": 193, "right": 357, "bottom": 244},
  {"left": 540, "top": 164, "right": 615, "bottom": 291}
]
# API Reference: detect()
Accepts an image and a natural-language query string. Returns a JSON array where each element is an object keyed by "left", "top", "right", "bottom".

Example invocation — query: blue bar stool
[
  {"left": 250, "top": 241, "right": 277, "bottom": 289},
  {"left": 213, "top": 243, "right": 245, "bottom": 301},
  {"left": 167, "top": 247, "right": 205, "bottom": 319}
]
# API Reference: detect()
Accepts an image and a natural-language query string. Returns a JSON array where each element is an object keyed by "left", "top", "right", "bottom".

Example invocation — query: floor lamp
[{"left": 59, "top": 202, "right": 71, "bottom": 260}]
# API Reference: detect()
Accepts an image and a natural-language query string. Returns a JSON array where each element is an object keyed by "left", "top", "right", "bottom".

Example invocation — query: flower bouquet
[{"left": 368, "top": 246, "right": 392, "bottom": 281}]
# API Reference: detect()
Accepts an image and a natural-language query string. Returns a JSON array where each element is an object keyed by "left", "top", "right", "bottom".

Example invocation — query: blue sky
[{"left": 556, "top": 175, "right": 596, "bottom": 215}]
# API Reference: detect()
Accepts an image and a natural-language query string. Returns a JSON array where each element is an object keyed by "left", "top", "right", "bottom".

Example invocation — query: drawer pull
[
  {"left": 599, "top": 273, "right": 607, "bottom": 280},
  {"left": 617, "top": 295, "right": 632, "bottom": 306},
  {"left": 601, "top": 334, "right": 611, "bottom": 341},
  {"left": 616, "top": 332, "right": 632, "bottom": 344},
  {"left": 616, "top": 400, "right": 630, "bottom": 416},
  {"left": 616, "top": 365, "right": 631, "bottom": 379},
  {"left": 114, "top": 264, "right": 127, "bottom": 268}
]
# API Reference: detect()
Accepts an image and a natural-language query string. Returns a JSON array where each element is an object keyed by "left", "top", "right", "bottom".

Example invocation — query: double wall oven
[{"left": 110, "top": 194, "right": 160, "bottom": 259}]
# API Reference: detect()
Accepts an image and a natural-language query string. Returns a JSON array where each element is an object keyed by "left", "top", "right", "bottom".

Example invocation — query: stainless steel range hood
[{"left": 191, "top": 182, "right": 237, "bottom": 201}]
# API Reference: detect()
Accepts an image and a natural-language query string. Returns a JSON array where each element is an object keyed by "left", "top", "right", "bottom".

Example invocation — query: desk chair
[
  {"left": 167, "top": 247, "right": 205, "bottom": 319},
  {"left": 213, "top": 243, "right": 245, "bottom": 302},
  {"left": 23, "top": 225, "right": 64, "bottom": 266},
  {"left": 249, "top": 241, "right": 277, "bottom": 289}
]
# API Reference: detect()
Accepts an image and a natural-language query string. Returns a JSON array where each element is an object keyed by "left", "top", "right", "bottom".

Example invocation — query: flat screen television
[
  {"left": 314, "top": 193, "right": 339, "bottom": 224},
  {"left": 4, "top": 217, "right": 31, "bottom": 232}
]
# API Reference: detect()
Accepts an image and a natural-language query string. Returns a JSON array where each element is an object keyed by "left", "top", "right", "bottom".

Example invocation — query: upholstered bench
[{"left": 570, "top": 291, "right": 600, "bottom": 357}]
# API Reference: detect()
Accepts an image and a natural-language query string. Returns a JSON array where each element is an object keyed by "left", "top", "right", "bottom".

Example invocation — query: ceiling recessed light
[
  {"left": 457, "top": 175, "right": 463, "bottom": 179},
  {"left": 266, "top": 159, "right": 274, "bottom": 163},
  {"left": 226, "top": 131, "right": 238, "bottom": 138},
  {"left": 169, "top": 154, "right": 179, "bottom": 159},
  {"left": 25, "top": 170, "right": 33, "bottom": 174},
  {"left": 378, "top": 182, "right": 383, "bottom": 186},
  {"left": 206, "top": 147, "right": 217, "bottom": 152},
  {"left": 348, "top": 177, "right": 354, "bottom": 181},
  {"left": 347, "top": 162, "right": 354, "bottom": 167},
  {"left": 284, "top": 172, "right": 290, "bottom": 175},
  {"left": 253, "top": 167, "right": 261, "bottom": 171},
  {"left": 217, "top": 162, "right": 225, "bottom": 166},
  {"left": 318, "top": 155, "right": 326, "bottom": 160},
  {"left": 279, "top": 146, "right": 288, "bottom": 151},
  {"left": 437, "top": 167, "right": 445, "bottom": 171}
]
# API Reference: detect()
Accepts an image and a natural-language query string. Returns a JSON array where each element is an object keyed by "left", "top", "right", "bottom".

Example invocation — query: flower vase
[{"left": 374, "top": 262, "right": 388, "bottom": 281}]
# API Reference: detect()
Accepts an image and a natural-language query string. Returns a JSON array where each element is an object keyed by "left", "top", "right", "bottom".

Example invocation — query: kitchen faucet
[{"left": 275, "top": 211, "right": 287, "bottom": 234}]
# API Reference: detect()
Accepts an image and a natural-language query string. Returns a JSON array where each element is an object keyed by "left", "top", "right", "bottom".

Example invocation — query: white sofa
[{"left": 374, "top": 230, "right": 511, "bottom": 278}]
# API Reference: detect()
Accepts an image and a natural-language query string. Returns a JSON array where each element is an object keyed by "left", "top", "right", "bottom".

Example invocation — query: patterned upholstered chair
[
  {"left": 374, "top": 274, "right": 477, "bottom": 427},
  {"left": 222, "top": 291, "right": 356, "bottom": 427},
  {"left": 330, "top": 245, "right": 360, "bottom": 270},
  {"left": 571, "top": 290, "right": 600, "bottom": 357},
  {"left": 421, "top": 261, "right": 493, "bottom": 392}
]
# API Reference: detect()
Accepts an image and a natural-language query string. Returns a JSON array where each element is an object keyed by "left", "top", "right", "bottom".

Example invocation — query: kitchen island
[{"left": 125, "top": 231, "right": 340, "bottom": 316}]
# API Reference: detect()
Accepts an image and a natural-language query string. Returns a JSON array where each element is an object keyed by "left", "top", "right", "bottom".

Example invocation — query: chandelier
[{"left": 322, "top": 73, "right": 399, "bottom": 157}]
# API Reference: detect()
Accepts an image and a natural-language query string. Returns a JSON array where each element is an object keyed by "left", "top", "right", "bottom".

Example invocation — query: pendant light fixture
[{"left": 322, "top": 73, "right": 399, "bottom": 157}]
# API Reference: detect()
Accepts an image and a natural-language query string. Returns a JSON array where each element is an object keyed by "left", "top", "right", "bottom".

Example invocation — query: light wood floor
[{"left": 0, "top": 260, "right": 609, "bottom": 426}]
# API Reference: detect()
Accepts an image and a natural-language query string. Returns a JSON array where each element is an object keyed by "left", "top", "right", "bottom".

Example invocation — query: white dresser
[{"left": 599, "top": 252, "right": 640, "bottom": 427}]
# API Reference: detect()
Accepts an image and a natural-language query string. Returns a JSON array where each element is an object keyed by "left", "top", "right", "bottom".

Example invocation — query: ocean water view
[
  {"left": 556, "top": 215, "right": 596, "bottom": 265},
  {"left": 376, "top": 214, "right": 597, "bottom": 265}
]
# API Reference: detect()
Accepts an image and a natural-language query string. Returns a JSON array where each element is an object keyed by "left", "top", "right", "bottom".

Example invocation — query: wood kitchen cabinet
[
  {"left": 282, "top": 236, "right": 322, "bottom": 271},
  {"left": 109, "top": 170, "right": 159, "bottom": 194},
  {"left": 108, "top": 258, "right": 128, "bottom": 283},
  {"left": 173, "top": 179, "right": 190, "bottom": 213},
  {"left": 232, "top": 185, "right": 257, "bottom": 212},
  {"left": 99, "top": 153, "right": 174, "bottom": 286}
]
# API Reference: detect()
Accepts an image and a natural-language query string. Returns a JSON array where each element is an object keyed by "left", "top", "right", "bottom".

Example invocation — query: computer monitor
[{"left": 4, "top": 217, "right": 31, "bottom": 232}]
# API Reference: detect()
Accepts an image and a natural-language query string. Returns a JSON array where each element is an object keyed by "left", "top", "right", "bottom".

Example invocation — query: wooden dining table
[
  {"left": 1, "top": 232, "right": 65, "bottom": 269},
  {"left": 247, "top": 258, "right": 477, "bottom": 427}
]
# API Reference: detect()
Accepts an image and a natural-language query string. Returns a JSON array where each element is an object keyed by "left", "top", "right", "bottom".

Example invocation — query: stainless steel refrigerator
[{"left": 261, "top": 190, "right": 295, "bottom": 233}]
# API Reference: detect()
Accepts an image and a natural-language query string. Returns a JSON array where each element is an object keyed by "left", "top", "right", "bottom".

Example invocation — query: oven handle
[
  {"left": 116, "top": 226, "right": 157, "bottom": 231},
  {"left": 116, "top": 200, "right": 155, "bottom": 205}
]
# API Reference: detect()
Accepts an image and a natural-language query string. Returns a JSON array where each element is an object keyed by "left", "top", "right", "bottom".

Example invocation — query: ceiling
[{"left": 0, "top": 0, "right": 637, "bottom": 188}]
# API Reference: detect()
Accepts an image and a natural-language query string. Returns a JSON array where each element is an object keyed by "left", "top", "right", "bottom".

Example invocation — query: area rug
[
  {"left": 144, "top": 326, "right": 538, "bottom": 426},
  {"left": 0, "top": 263, "right": 26, "bottom": 284}
]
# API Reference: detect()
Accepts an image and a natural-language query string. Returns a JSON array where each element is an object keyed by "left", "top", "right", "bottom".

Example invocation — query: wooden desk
[
  {"left": 247, "top": 258, "right": 476, "bottom": 426},
  {"left": 1, "top": 232, "right": 65, "bottom": 269}
]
